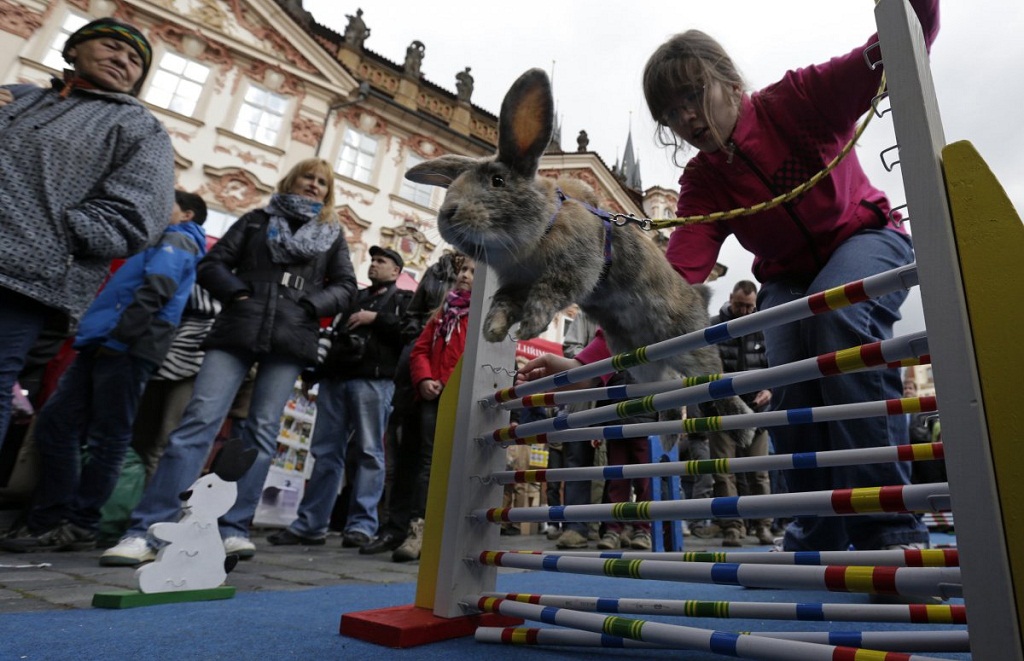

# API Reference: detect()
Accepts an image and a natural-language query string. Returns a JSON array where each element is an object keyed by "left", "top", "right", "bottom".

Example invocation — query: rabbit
[
  {"left": 136, "top": 438, "right": 257, "bottom": 594},
  {"left": 405, "top": 68, "right": 753, "bottom": 446}
]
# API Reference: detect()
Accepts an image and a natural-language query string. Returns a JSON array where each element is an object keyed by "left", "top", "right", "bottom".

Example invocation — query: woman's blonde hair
[
  {"left": 277, "top": 158, "right": 338, "bottom": 224},
  {"left": 643, "top": 30, "right": 745, "bottom": 164}
]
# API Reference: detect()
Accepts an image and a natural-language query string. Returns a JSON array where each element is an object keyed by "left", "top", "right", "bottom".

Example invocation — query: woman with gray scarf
[{"left": 101, "top": 159, "right": 357, "bottom": 565}]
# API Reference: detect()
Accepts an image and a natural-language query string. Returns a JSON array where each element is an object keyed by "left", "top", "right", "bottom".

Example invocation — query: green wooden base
[{"left": 92, "top": 586, "right": 236, "bottom": 609}]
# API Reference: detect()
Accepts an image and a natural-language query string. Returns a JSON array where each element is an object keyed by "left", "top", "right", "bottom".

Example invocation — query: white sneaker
[
  {"left": 223, "top": 536, "right": 256, "bottom": 559},
  {"left": 100, "top": 536, "right": 156, "bottom": 567},
  {"left": 392, "top": 518, "right": 424, "bottom": 563}
]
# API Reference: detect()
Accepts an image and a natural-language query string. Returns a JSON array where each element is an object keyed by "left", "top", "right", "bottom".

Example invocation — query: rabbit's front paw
[
  {"left": 484, "top": 307, "right": 511, "bottom": 342},
  {"left": 514, "top": 311, "right": 552, "bottom": 341}
]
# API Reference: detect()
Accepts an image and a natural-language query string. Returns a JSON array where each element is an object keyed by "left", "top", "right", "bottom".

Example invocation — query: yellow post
[
  {"left": 942, "top": 140, "right": 1024, "bottom": 635},
  {"left": 414, "top": 356, "right": 463, "bottom": 608}
]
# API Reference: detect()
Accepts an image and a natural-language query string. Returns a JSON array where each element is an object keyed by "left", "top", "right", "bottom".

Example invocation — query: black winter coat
[
  {"left": 318, "top": 282, "right": 413, "bottom": 381},
  {"left": 711, "top": 302, "right": 769, "bottom": 411},
  {"left": 198, "top": 209, "right": 357, "bottom": 365}
]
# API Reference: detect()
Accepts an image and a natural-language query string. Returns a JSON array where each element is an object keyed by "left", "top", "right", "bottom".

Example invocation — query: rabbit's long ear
[
  {"left": 211, "top": 438, "right": 258, "bottom": 483},
  {"left": 405, "top": 155, "right": 477, "bottom": 188},
  {"left": 497, "top": 68, "right": 553, "bottom": 176}
]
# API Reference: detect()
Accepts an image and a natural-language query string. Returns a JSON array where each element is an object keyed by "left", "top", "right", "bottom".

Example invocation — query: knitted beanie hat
[{"left": 62, "top": 17, "right": 153, "bottom": 94}]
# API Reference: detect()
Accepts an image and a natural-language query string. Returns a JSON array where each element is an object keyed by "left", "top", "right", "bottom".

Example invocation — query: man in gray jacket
[{"left": 0, "top": 17, "right": 174, "bottom": 447}]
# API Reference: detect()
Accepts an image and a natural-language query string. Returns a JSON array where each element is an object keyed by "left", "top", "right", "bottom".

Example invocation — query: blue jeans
[
  {"left": 0, "top": 288, "right": 49, "bottom": 448},
  {"left": 759, "top": 229, "right": 928, "bottom": 551},
  {"left": 289, "top": 377, "right": 393, "bottom": 539},
  {"left": 28, "top": 347, "right": 156, "bottom": 532},
  {"left": 125, "top": 348, "right": 303, "bottom": 540}
]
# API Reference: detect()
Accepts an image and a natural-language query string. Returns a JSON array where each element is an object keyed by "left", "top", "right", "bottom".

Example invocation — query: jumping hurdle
[
  {"left": 876, "top": 0, "right": 1022, "bottom": 657},
  {"left": 342, "top": 1, "right": 1022, "bottom": 657}
]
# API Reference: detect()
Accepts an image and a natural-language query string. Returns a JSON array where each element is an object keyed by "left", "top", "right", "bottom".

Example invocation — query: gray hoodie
[{"left": 0, "top": 79, "right": 174, "bottom": 324}]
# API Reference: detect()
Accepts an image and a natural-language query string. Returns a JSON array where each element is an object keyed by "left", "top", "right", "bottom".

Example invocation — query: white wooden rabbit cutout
[
  {"left": 136, "top": 439, "right": 257, "bottom": 593},
  {"left": 405, "top": 68, "right": 754, "bottom": 445}
]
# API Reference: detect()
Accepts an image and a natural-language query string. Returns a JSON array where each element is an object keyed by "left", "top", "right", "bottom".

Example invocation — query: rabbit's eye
[{"left": 491, "top": 174, "right": 505, "bottom": 187}]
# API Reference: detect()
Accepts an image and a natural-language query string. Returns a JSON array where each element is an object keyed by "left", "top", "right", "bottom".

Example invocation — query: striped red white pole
[
  {"left": 475, "top": 626, "right": 970, "bottom": 653},
  {"left": 505, "top": 347, "right": 927, "bottom": 413},
  {"left": 471, "top": 594, "right": 949, "bottom": 660},
  {"left": 522, "top": 547, "right": 960, "bottom": 568},
  {"left": 476, "top": 552, "right": 961, "bottom": 599},
  {"left": 477, "top": 482, "right": 951, "bottom": 528},
  {"left": 492, "top": 331, "right": 928, "bottom": 442},
  {"left": 487, "top": 264, "right": 918, "bottom": 406},
  {"left": 480, "top": 591, "right": 967, "bottom": 624},
  {"left": 494, "top": 441, "right": 944, "bottom": 486},
  {"left": 496, "top": 395, "right": 936, "bottom": 447}
]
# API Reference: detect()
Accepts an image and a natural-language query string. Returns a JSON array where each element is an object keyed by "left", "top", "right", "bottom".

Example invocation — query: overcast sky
[{"left": 304, "top": 1, "right": 1023, "bottom": 333}]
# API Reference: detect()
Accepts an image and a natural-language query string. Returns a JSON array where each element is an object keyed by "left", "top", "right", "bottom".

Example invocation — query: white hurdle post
[
  {"left": 431, "top": 264, "right": 516, "bottom": 618},
  {"left": 877, "top": 1, "right": 1022, "bottom": 658}
]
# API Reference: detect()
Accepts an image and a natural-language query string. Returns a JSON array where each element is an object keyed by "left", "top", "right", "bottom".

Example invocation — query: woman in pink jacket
[
  {"left": 379, "top": 257, "right": 474, "bottom": 563},
  {"left": 523, "top": 3, "right": 939, "bottom": 554}
]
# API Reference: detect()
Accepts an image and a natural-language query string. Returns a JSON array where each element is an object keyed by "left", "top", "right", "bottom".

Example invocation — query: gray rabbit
[{"left": 406, "top": 68, "right": 753, "bottom": 446}]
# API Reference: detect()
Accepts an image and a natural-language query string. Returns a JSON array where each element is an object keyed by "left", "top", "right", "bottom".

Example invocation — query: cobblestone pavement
[{"left": 0, "top": 518, "right": 734, "bottom": 614}]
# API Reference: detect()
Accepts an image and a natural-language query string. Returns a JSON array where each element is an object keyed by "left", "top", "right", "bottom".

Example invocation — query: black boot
[{"left": 359, "top": 529, "right": 404, "bottom": 555}]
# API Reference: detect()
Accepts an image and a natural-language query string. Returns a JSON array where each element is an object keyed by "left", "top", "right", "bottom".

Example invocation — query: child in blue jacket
[{"left": 2, "top": 191, "right": 208, "bottom": 552}]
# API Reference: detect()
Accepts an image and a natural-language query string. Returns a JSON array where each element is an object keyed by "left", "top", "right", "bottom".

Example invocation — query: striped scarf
[{"left": 433, "top": 288, "right": 472, "bottom": 344}]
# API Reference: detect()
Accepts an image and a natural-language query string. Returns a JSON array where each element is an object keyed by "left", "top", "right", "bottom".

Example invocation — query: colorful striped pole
[
  {"left": 471, "top": 595, "right": 950, "bottom": 660},
  {"left": 495, "top": 441, "right": 944, "bottom": 486},
  {"left": 487, "top": 264, "right": 918, "bottom": 406},
  {"left": 478, "top": 482, "right": 950, "bottom": 527},
  {"left": 475, "top": 627, "right": 970, "bottom": 653},
  {"left": 521, "top": 547, "right": 959, "bottom": 568},
  {"left": 491, "top": 331, "right": 928, "bottom": 442},
  {"left": 476, "top": 553, "right": 961, "bottom": 599},
  {"left": 505, "top": 352, "right": 928, "bottom": 412},
  {"left": 480, "top": 592, "right": 967, "bottom": 623},
  {"left": 496, "top": 395, "right": 936, "bottom": 447}
]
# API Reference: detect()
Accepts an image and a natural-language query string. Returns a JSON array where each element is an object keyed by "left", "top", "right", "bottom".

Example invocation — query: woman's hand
[
  {"left": 515, "top": 354, "right": 597, "bottom": 389},
  {"left": 418, "top": 378, "right": 443, "bottom": 401}
]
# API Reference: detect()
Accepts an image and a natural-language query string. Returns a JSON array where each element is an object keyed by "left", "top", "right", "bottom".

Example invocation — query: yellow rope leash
[{"left": 644, "top": 74, "right": 888, "bottom": 231}]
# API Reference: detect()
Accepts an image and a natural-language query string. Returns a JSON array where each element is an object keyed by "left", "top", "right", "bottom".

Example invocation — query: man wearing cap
[
  {"left": 0, "top": 17, "right": 174, "bottom": 447},
  {"left": 268, "top": 246, "right": 413, "bottom": 549}
]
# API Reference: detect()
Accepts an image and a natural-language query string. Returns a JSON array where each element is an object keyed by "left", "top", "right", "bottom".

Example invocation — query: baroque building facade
[{"left": 1, "top": 0, "right": 657, "bottom": 346}]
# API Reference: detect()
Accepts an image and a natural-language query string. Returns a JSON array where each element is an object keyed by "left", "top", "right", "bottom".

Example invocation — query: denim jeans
[
  {"left": 125, "top": 348, "right": 303, "bottom": 539},
  {"left": 289, "top": 377, "right": 393, "bottom": 539},
  {"left": 28, "top": 347, "right": 156, "bottom": 532},
  {"left": 759, "top": 229, "right": 928, "bottom": 550},
  {"left": 0, "top": 288, "right": 49, "bottom": 448}
]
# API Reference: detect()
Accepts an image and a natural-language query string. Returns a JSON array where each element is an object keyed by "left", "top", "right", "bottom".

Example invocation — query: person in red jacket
[
  {"left": 520, "top": 3, "right": 939, "bottom": 554},
  {"left": 370, "top": 257, "right": 474, "bottom": 563}
]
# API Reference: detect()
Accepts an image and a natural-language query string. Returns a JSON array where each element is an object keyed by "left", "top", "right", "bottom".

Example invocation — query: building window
[
  {"left": 233, "top": 85, "right": 288, "bottom": 146},
  {"left": 204, "top": 209, "right": 240, "bottom": 239},
  {"left": 42, "top": 13, "right": 90, "bottom": 72},
  {"left": 399, "top": 153, "right": 434, "bottom": 207},
  {"left": 143, "top": 52, "right": 210, "bottom": 116},
  {"left": 336, "top": 128, "right": 378, "bottom": 184}
]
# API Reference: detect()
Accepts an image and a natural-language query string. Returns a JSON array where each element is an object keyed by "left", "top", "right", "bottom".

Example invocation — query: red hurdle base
[{"left": 340, "top": 603, "right": 523, "bottom": 648}]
